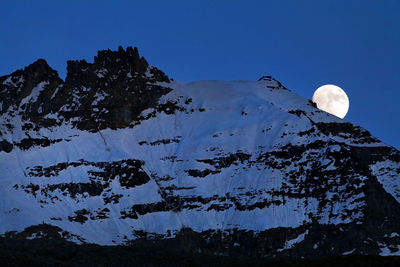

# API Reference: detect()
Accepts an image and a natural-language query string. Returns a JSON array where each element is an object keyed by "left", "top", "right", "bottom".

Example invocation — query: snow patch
[
  {"left": 277, "top": 230, "right": 308, "bottom": 251},
  {"left": 20, "top": 81, "right": 48, "bottom": 107},
  {"left": 379, "top": 242, "right": 400, "bottom": 256},
  {"left": 342, "top": 249, "right": 355, "bottom": 255}
]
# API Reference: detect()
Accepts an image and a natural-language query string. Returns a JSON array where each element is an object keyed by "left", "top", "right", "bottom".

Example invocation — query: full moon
[{"left": 312, "top": 84, "right": 349, "bottom": 119}]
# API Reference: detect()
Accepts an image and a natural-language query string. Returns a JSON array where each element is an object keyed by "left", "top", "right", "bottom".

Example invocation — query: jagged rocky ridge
[{"left": 0, "top": 47, "right": 399, "bottom": 257}]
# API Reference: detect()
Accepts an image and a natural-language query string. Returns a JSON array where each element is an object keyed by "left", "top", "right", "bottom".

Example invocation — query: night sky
[{"left": 1, "top": 0, "right": 399, "bottom": 149}]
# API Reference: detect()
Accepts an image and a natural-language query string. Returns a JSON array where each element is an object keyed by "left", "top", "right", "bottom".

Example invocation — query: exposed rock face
[
  {"left": 0, "top": 47, "right": 399, "bottom": 257},
  {"left": 0, "top": 59, "right": 62, "bottom": 116},
  {"left": 0, "top": 46, "right": 171, "bottom": 135}
]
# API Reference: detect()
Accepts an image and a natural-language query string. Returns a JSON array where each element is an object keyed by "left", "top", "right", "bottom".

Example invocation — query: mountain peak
[
  {"left": 93, "top": 46, "right": 146, "bottom": 72},
  {"left": 21, "top": 58, "right": 60, "bottom": 83},
  {"left": 66, "top": 46, "right": 169, "bottom": 84},
  {"left": 258, "top": 75, "right": 288, "bottom": 90},
  {"left": 0, "top": 58, "right": 61, "bottom": 116},
  {"left": 1, "top": 47, "right": 399, "bottom": 257},
  {"left": 258, "top": 75, "right": 273, "bottom": 81},
  {"left": 95, "top": 46, "right": 139, "bottom": 62}
]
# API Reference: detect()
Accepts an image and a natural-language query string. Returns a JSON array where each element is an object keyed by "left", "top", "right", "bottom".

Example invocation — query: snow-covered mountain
[{"left": 1, "top": 47, "right": 399, "bottom": 257}]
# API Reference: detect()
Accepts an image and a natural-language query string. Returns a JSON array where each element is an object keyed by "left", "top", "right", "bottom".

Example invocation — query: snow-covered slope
[{"left": 1, "top": 47, "right": 399, "bottom": 257}]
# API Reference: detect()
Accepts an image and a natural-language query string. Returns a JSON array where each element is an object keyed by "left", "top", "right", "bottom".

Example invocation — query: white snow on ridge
[{"left": 20, "top": 81, "right": 49, "bottom": 107}]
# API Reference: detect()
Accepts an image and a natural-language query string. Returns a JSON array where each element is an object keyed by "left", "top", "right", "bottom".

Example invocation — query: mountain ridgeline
[{"left": 0, "top": 46, "right": 399, "bottom": 258}]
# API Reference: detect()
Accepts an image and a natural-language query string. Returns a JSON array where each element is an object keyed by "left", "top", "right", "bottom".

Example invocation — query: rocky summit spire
[
  {"left": 1, "top": 46, "right": 172, "bottom": 132},
  {"left": 66, "top": 46, "right": 168, "bottom": 85},
  {"left": 91, "top": 46, "right": 147, "bottom": 76}
]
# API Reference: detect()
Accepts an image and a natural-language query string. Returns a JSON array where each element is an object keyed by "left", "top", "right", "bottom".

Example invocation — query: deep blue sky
[{"left": 1, "top": 1, "right": 399, "bottom": 149}]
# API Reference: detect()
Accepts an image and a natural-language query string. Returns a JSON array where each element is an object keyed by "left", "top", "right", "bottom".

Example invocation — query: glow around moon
[{"left": 312, "top": 84, "right": 349, "bottom": 119}]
